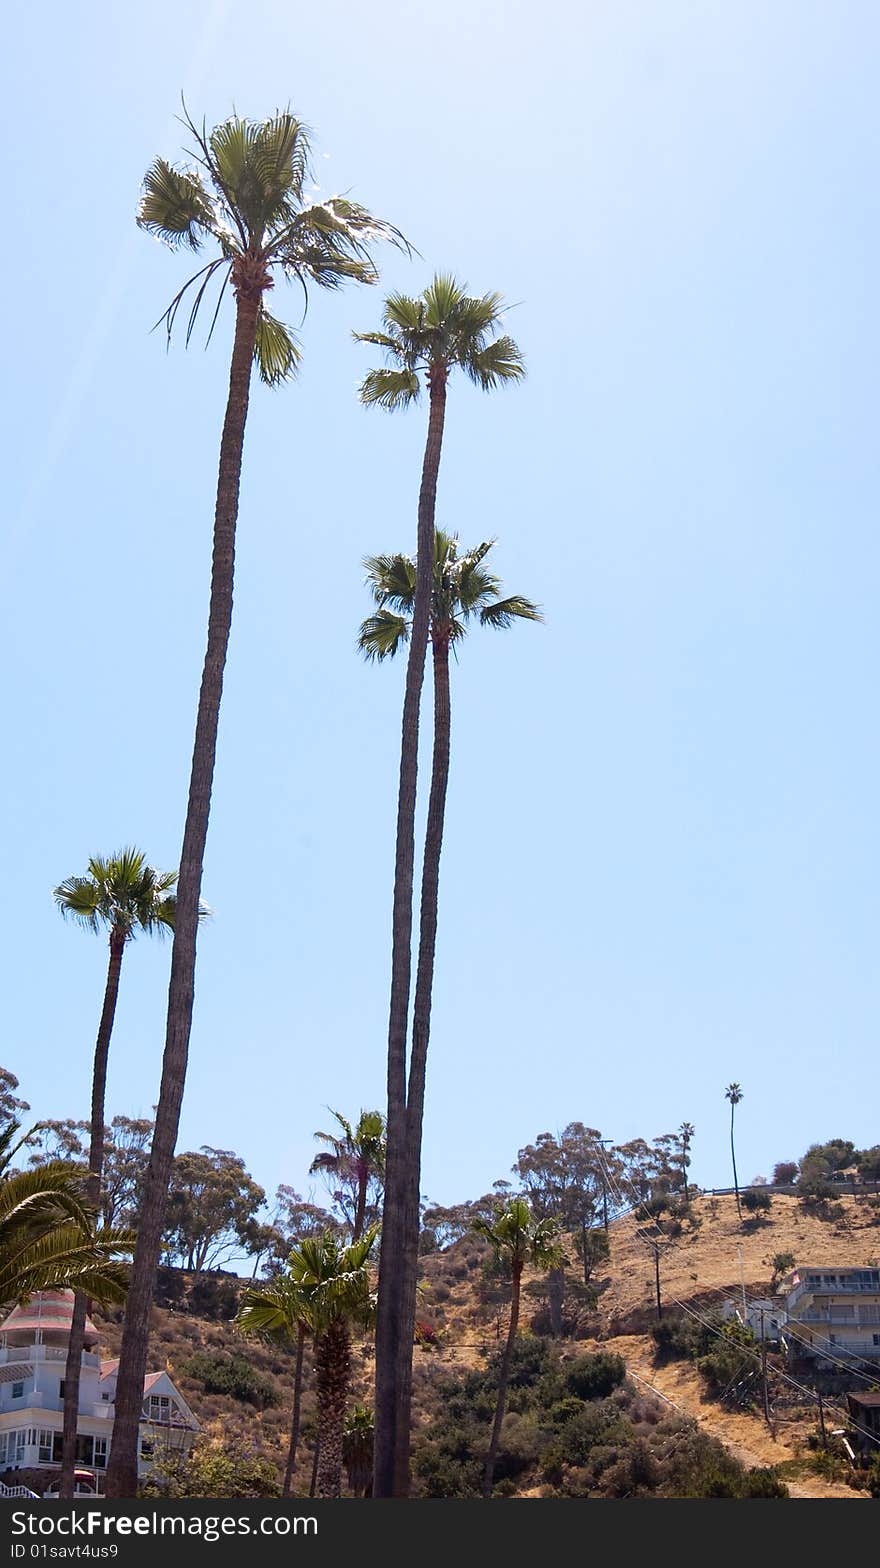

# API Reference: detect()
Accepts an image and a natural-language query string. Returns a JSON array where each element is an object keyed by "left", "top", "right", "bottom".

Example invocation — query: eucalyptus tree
[
  {"left": 309, "top": 1109, "right": 386, "bottom": 1240},
  {"left": 725, "top": 1085, "right": 744, "bottom": 1220},
  {"left": 53, "top": 848, "right": 177, "bottom": 1497},
  {"left": 105, "top": 108, "right": 405, "bottom": 1498},
  {"left": 471, "top": 1197, "right": 563, "bottom": 1497},
  {"left": 356, "top": 278, "right": 526, "bottom": 1498}
]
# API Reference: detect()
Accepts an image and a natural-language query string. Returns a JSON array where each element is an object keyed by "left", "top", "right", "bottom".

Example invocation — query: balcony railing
[
  {"left": 786, "top": 1279, "right": 880, "bottom": 1309},
  {"left": 0, "top": 1345, "right": 100, "bottom": 1369}
]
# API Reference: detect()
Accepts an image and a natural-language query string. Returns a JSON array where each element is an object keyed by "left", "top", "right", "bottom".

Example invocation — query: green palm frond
[
  {"left": 363, "top": 552, "right": 417, "bottom": 610},
  {"left": 358, "top": 367, "right": 421, "bottom": 409},
  {"left": 236, "top": 1277, "right": 312, "bottom": 1344},
  {"left": 0, "top": 1123, "right": 134, "bottom": 1305},
  {"left": 479, "top": 594, "right": 543, "bottom": 629},
  {"left": 463, "top": 335, "right": 526, "bottom": 389},
  {"left": 359, "top": 530, "right": 541, "bottom": 658},
  {"left": 0, "top": 1226, "right": 133, "bottom": 1306},
  {"left": 285, "top": 1228, "right": 378, "bottom": 1336},
  {"left": 138, "top": 159, "right": 217, "bottom": 250},
  {"left": 54, "top": 848, "right": 186, "bottom": 943},
  {"left": 358, "top": 612, "right": 409, "bottom": 662},
  {"left": 253, "top": 307, "right": 302, "bottom": 386}
]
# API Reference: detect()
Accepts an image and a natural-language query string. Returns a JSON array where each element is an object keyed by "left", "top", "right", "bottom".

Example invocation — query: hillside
[{"left": 90, "top": 1190, "right": 878, "bottom": 1497}]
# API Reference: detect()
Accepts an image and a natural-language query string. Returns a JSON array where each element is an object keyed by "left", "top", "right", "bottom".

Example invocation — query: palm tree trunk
[
  {"left": 373, "top": 366, "right": 448, "bottom": 1499},
  {"left": 282, "top": 1325, "right": 306, "bottom": 1497},
  {"left": 730, "top": 1106, "right": 741, "bottom": 1220},
  {"left": 352, "top": 1172, "right": 367, "bottom": 1244},
  {"left": 60, "top": 928, "right": 125, "bottom": 1498},
  {"left": 548, "top": 1266, "right": 565, "bottom": 1337},
  {"left": 315, "top": 1321, "right": 350, "bottom": 1498},
  {"left": 483, "top": 1261, "right": 522, "bottom": 1497},
  {"left": 390, "top": 634, "right": 451, "bottom": 1495},
  {"left": 105, "top": 283, "right": 261, "bottom": 1498}
]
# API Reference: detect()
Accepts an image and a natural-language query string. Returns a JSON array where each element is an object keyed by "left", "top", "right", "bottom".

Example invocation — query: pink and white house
[{"left": 0, "top": 1291, "right": 198, "bottom": 1494}]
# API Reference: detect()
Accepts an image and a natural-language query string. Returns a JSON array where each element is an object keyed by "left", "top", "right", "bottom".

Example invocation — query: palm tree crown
[
  {"left": 359, "top": 529, "right": 542, "bottom": 661},
  {"left": 287, "top": 1228, "right": 378, "bottom": 1334},
  {"left": 309, "top": 1110, "right": 386, "bottom": 1241},
  {"left": 473, "top": 1195, "right": 563, "bottom": 1274},
  {"left": 138, "top": 108, "right": 407, "bottom": 385},
  {"left": 53, "top": 849, "right": 179, "bottom": 944},
  {"left": 725, "top": 1084, "right": 743, "bottom": 1106},
  {"left": 356, "top": 274, "right": 524, "bottom": 407}
]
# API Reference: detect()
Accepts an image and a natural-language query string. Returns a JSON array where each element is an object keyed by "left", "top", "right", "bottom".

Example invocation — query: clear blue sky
[{"left": 4, "top": 1, "right": 879, "bottom": 1225}]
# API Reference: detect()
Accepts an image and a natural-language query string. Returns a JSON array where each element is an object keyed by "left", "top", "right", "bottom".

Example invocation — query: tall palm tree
[
  {"left": 0, "top": 1122, "right": 133, "bottom": 1305},
  {"left": 360, "top": 528, "right": 540, "bottom": 1466},
  {"left": 53, "top": 849, "right": 177, "bottom": 1498},
  {"left": 472, "top": 1196, "right": 563, "bottom": 1497},
  {"left": 105, "top": 110, "right": 404, "bottom": 1499},
  {"left": 286, "top": 1229, "right": 377, "bottom": 1498},
  {"left": 309, "top": 1109, "right": 386, "bottom": 1241},
  {"left": 356, "top": 279, "right": 524, "bottom": 1496},
  {"left": 236, "top": 1275, "right": 313, "bottom": 1496},
  {"left": 678, "top": 1122, "right": 695, "bottom": 1213},
  {"left": 725, "top": 1085, "right": 744, "bottom": 1220}
]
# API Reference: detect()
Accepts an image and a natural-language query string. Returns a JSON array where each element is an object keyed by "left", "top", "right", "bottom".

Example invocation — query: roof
[
  {"left": 0, "top": 1291, "right": 98, "bottom": 1345},
  {"left": 847, "top": 1391, "right": 880, "bottom": 1409},
  {"left": 99, "top": 1362, "right": 182, "bottom": 1397}
]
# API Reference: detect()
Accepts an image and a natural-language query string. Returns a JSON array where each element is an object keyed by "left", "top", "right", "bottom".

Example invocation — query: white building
[
  {"left": 0, "top": 1291, "right": 198, "bottom": 1495},
  {"left": 778, "top": 1265, "right": 880, "bottom": 1367},
  {"left": 721, "top": 1295, "right": 783, "bottom": 1342}
]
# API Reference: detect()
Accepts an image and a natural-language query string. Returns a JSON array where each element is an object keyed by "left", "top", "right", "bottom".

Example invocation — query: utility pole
[
  {"left": 759, "top": 1310, "right": 771, "bottom": 1427},
  {"left": 653, "top": 1241, "right": 662, "bottom": 1321},
  {"left": 818, "top": 1391, "right": 827, "bottom": 1448}
]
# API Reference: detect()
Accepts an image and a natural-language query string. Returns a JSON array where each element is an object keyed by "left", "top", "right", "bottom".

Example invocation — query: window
[
  {"left": 59, "top": 1381, "right": 66, "bottom": 1399},
  {"left": 1, "top": 1430, "right": 27, "bottom": 1465},
  {"left": 101, "top": 1392, "right": 110, "bottom": 1402},
  {"left": 75, "top": 1435, "right": 93, "bottom": 1466},
  {"left": 93, "top": 1438, "right": 107, "bottom": 1470},
  {"left": 145, "top": 1394, "right": 172, "bottom": 1422},
  {"left": 11, "top": 1381, "right": 23, "bottom": 1399},
  {"left": 873, "top": 1335, "right": 880, "bottom": 1347},
  {"left": 139, "top": 1436, "right": 154, "bottom": 1460},
  {"left": 38, "top": 1430, "right": 53, "bottom": 1463}
]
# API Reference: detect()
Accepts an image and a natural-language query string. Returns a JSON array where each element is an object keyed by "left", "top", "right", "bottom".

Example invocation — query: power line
[{"left": 590, "top": 1146, "right": 880, "bottom": 1448}]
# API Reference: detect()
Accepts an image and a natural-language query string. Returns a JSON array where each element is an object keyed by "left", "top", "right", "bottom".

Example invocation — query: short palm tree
[
  {"left": 0, "top": 1122, "right": 132, "bottom": 1305},
  {"left": 357, "top": 283, "right": 524, "bottom": 1496},
  {"left": 342, "top": 1405, "right": 374, "bottom": 1497},
  {"left": 286, "top": 1229, "right": 377, "bottom": 1498},
  {"left": 309, "top": 1110, "right": 386, "bottom": 1241},
  {"left": 725, "top": 1085, "right": 744, "bottom": 1220},
  {"left": 53, "top": 848, "right": 177, "bottom": 1497},
  {"left": 236, "top": 1275, "right": 312, "bottom": 1496},
  {"left": 106, "top": 109, "right": 405, "bottom": 1500},
  {"left": 472, "top": 1197, "right": 563, "bottom": 1497},
  {"left": 360, "top": 529, "right": 540, "bottom": 1484}
]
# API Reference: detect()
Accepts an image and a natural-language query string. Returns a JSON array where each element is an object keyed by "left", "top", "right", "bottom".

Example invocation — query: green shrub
[
  {"left": 564, "top": 1352, "right": 626, "bottom": 1401},
  {"left": 742, "top": 1189, "right": 771, "bottom": 1213},
  {"left": 184, "top": 1351, "right": 281, "bottom": 1410}
]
